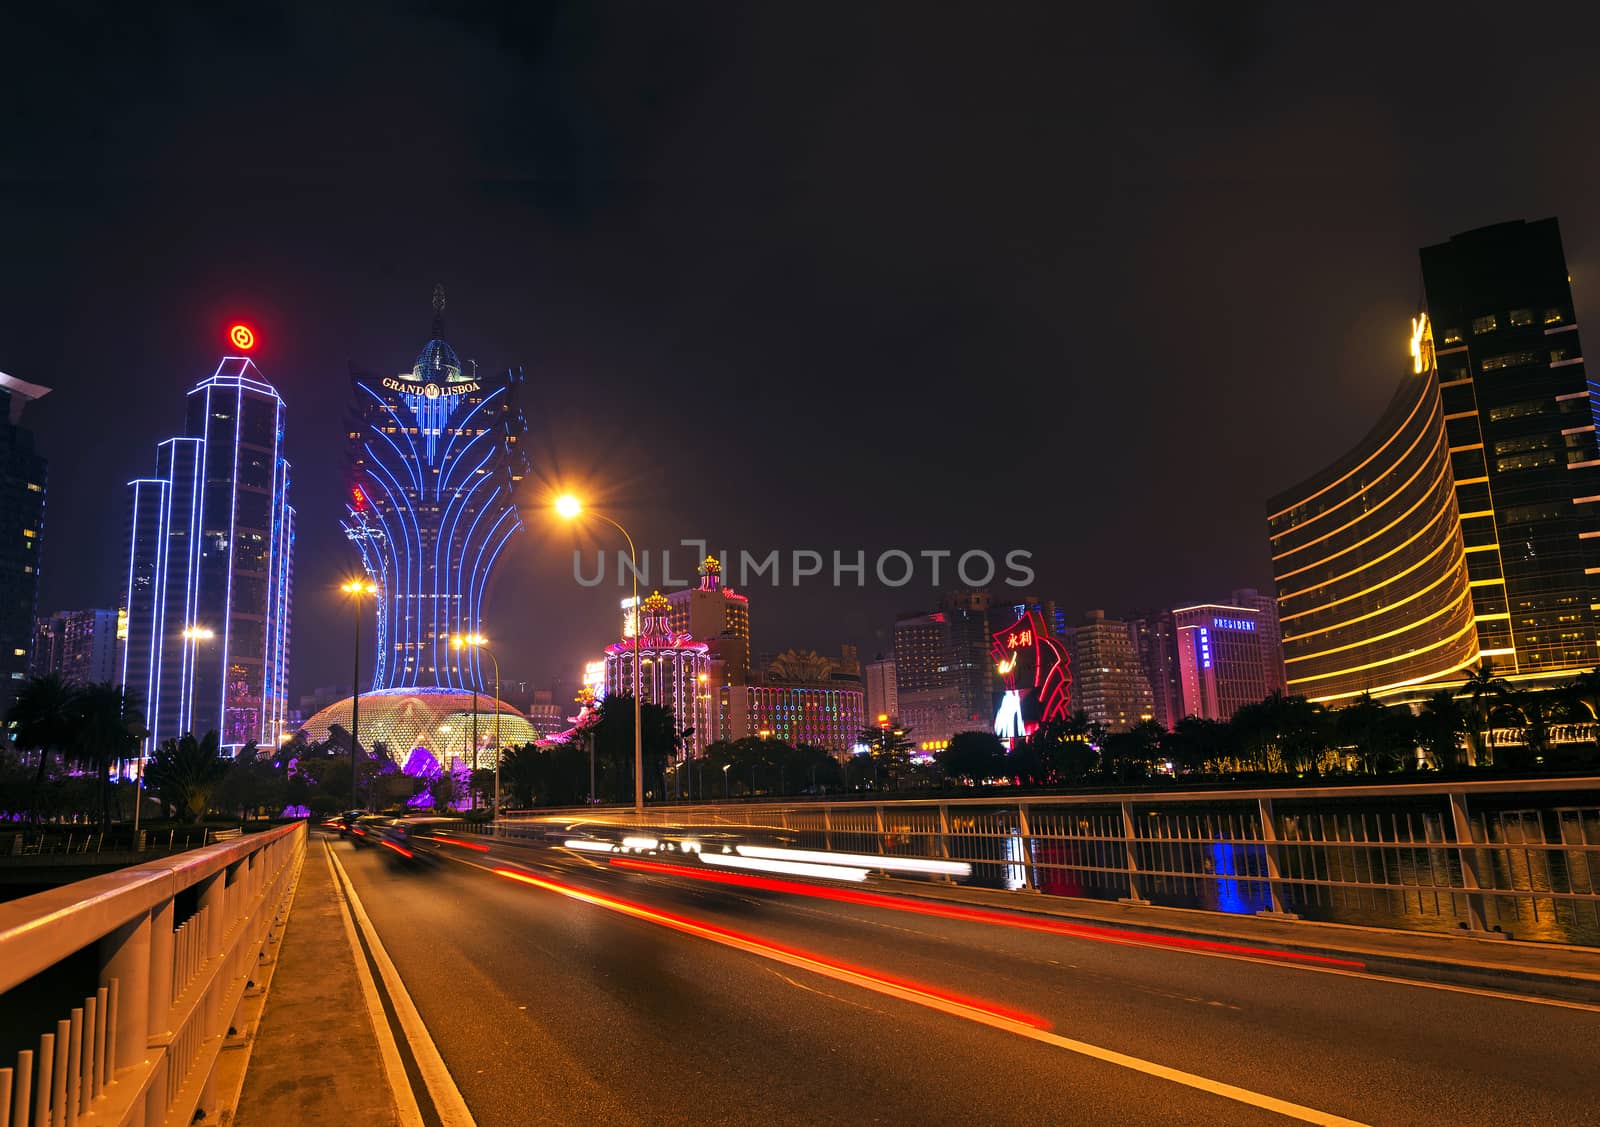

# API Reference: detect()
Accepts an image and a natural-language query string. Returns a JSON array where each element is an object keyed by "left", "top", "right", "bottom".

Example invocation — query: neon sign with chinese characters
[{"left": 990, "top": 609, "right": 1071, "bottom": 742}]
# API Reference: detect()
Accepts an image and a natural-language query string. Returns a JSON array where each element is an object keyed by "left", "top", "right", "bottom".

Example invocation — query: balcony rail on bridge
[
  {"left": 0, "top": 821, "right": 304, "bottom": 1127},
  {"left": 494, "top": 778, "right": 1600, "bottom": 946}
]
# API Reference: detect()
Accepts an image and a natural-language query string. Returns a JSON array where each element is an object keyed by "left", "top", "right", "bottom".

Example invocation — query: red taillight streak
[
  {"left": 608, "top": 856, "right": 1365, "bottom": 971},
  {"left": 352, "top": 827, "right": 366, "bottom": 836},
  {"left": 429, "top": 835, "right": 490, "bottom": 852},
  {"left": 380, "top": 839, "right": 414, "bottom": 859},
  {"left": 490, "top": 866, "right": 1047, "bottom": 1029}
]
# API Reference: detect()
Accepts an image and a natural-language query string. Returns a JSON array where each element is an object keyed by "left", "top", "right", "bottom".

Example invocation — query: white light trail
[
  {"left": 700, "top": 852, "right": 870, "bottom": 882},
  {"left": 735, "top": 845, "right": 970, "bottom": 878}
]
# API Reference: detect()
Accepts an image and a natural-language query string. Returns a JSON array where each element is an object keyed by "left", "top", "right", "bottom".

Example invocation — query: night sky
[{"left": 5, "top": 3, "right": 1600, "bottom": 702}]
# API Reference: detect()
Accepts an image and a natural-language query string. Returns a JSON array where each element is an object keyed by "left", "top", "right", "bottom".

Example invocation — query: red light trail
[
  {"left": 607, "top": 856, "right": 1365, "bottom": 970},
  {"left": 427, "top": 834, "right": 490, "bottom": 852},
  {"left": 490, "top": 865, "right": 1048, "bottom": 1029}
]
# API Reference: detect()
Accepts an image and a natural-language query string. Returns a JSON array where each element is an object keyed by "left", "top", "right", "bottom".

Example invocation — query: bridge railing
[
  {"left": 500, "top": 778, "right": 1600, "bottom": 944},
  {"left": 0, "top": 821, "right": 304, "bottom": 1127}
]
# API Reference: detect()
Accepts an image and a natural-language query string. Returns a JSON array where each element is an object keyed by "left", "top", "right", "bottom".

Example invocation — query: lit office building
[
  {"left": 1172, "top": 604, "right": 1274, "bottom": 722},
  {"left": 941, "top": 589, "right": 995, "bottom": 732},
  {"left": 31, "top": 608, "right": 119, "bottom": 685},
  {"left": 1129, "top": 611, "right": 1181, "bottom": 730},
  {"left": 864, "top": 654, "right": 897, "bottom": 724},
  {"left": 122, "top": 350, "right": 294, "bottom": 754},
  {"left": 893, "top": 609, "right": 960, "bottom": 749},
  {"left": 665, "top": 557, "right": 751, "bottom": 681},
  {"left": 1228, "top": 588, "right": 1287, "bottom": 697},
  {"left": 0, "top": 372, "right": 49, "bottom": 715},
  {"left": 1421, "top": 219, "right": 1600, "bottom": 683},
  {"left": 1069, "top": 610, "right": 1154, "bottom": 732}
]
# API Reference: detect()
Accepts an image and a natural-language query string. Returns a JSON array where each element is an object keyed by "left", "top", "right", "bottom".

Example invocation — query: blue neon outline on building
[
  {"left": 342, "top": 305, "right": 529, "bottom": 692},
  {"left": 121, "top": 357, "right": 294, "bottom": 756}
]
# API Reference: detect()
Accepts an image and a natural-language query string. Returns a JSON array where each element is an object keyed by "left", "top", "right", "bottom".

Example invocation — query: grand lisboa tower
[{"left": 305, "top": 287, "right": 539, "bottom": 768}]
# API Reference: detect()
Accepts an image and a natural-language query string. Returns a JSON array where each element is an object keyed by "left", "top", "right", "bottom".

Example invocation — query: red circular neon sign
[{"left": 229, "top": 324, "right": 256, "bottom": 351}]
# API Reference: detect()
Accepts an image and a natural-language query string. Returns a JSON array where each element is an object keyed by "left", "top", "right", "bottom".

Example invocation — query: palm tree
[
  {"left": 70, "top": 683, "right": 144, "bottom": 829},
  {"left": 1567, "top": 668, "right": 1600, "bottom": 752},
  {"left": 7, "top": 675, "right": 79, "bottom": 824},
  {"left": 146, "top": 731, "right": 231, "bottom": 823},
  {"left": 1458, "top": 660, "right": 1508, "bottom": 767},
  {"left": 1417, "top": 689, "right": 1467, "bottom": 770}
]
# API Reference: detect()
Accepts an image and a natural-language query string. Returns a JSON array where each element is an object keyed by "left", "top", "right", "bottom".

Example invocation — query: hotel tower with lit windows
[{"left": 1269, "top": 219, "right": 1600, "bottom": 702}]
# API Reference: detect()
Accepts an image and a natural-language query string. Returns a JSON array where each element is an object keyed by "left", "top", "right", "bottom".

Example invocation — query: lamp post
[
  {"left": 556, "top": 494, "right": 643, "bottom": 813},
  {"left": 341, "top": 579, "right": 378, "bottom": 815},
  {"left": 453, "top": 634, "right": 501, "bottom": 818},
  {"left": 722, "top": 762, "right": 730, "bottom": 800}
]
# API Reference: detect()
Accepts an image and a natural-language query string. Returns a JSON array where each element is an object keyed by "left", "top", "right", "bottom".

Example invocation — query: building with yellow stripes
[{"left": 1269, "top": 219, "right": 1600, "bottom": 703}]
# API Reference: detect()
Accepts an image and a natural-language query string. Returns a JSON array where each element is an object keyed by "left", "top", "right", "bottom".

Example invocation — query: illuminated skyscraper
[
  {"left": 343, "top": 288, "right": 529, "bottom": 690},
  {"left": 1172, "top": 604, "right": 1273, "bottom": 722},
  {"left": 0, "top": 372, "right": 49, "bottom": 715},
  {"left": 1068, "top": 610, "right": 1154, "bottom": 732},
  {"left": 665, "top": 558, "right": 751, "bottom": 682},
  {"left": 122, "top": 352, "right": 294, "bottom": 754}
]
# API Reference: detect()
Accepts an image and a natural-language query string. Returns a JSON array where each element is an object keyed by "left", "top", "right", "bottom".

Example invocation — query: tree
[
  {"left": 938, "top": 731, "right": 1005, "bottom": 786},
  {"left": 70, "top": 683, "right": 144, "bottom": 828},
  {"left": 7, "top": 674, "right": 78, "bottom": 823},
  {"left": 1416, "top": 690, "right": 1467, "bottom": 770},
  {"left": 856, "top": 723, "right": 913, "bottom": 789},
  {"left": 1161, "top": 717, "right": 1234, "bottom": 775},
  {"left": 1458, "top": 660, "right": 1509, "bottom": 767},
  {"left": 1101, "top": 720, "right": 1165, "bottom": 784},
  {"left": 1334, "top": 694, "right": 1414, "bottom": 775},
  {"left": 586, "top": 695, "right": 683, "bottom": 802},
  {"left": 146, "top": 731, "right": 231, "bottom": 823}
]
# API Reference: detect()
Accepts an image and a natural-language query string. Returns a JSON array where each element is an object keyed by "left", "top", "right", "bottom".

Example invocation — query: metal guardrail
[
  {"left": 0, "top": 821, "right": 304, "bottom": 1127},
  {"left": 501, "top": 778, "right": 1600, "bottom": 944}
]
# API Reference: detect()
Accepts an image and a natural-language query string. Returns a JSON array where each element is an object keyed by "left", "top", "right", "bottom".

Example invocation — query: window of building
[
  {"left": 1442, "top": 327, "right": 1464, "bottom": 345},
  {"left": 1494, "top": 434, "right": 1553, "bottom": 456},
  {"left": 1552, "top": 348, "right": 1572, "bottom": 363},
  {"left": 1487, "top": 398, "right": 1552, "bottom": 422},
  {"left": 1544, "top": 308, "right": 1566, "bottom": 325},
  {"left": 1472, "top": 314, "right": 1499, "bottom": 335},
  {"left": 1501, "top": 502, "right": 1564, "bottom": 524},
  {"left": 1480, "top": 351, "right": 1539, "bottom": 371},
  {"left": 1495, "top": 450, "right": 1560, "bottom": 472},
  {"left": 1509, "top": 309, "right": 1535, "bottom": 327}
]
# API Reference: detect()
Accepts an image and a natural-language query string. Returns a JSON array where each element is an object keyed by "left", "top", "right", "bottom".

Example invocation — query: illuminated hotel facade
[
  {"left": 122, "top": 356, "right": 294, "bottom": 754},
  {"left": 1268, "top": 219, "right": 1600, "bottom": 702},
  {"left": 1172, "top": 604, "right": 1274, "bottom": 721},
  {"left": 605, "top": 591, "right": 713, "bottom": 757},
  {"left": 342, "top": 289, "right": 529, "bottom": 692}
]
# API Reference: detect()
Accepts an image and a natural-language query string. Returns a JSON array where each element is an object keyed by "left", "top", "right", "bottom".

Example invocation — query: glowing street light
[
  {"left": 452, "top": 633, "right": 502, "bottom": 815},
  {"left": 341, "top": 578, "right": 380, "bottom": 817},
  {"left": 556, "top": 493, "right": 643, "bottom": 813}
]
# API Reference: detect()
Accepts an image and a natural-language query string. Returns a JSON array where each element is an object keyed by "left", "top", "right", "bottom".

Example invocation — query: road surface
[{"left": 322, "top": 831, "right": 1599, "bottom": 1126}]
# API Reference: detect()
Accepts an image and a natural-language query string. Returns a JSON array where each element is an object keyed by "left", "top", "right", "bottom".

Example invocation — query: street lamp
[
  {"left": 341, "top": 578, "right": 378, "bottom": 815},
  {"left": 556, "top": 493, "right": 643, "bottom": 813},
  {"left": 453, "top": 633, "right": 501, "bottom": 818}
]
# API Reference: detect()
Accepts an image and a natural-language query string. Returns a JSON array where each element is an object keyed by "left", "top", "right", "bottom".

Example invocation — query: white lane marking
[
  {"left": 322, "top": 841, "right": 425, "bottom": 1127},
  {"left": 445, "top": 851, "right": 1369, "bottom": 1127},
  {"left": 327, "top": 842, "right": 478, "bottom": 1127}
]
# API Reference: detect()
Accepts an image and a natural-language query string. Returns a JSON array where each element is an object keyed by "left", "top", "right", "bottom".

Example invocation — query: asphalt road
[{"left": 327, "top": 832, "right": 1600, "bottom": 1126}]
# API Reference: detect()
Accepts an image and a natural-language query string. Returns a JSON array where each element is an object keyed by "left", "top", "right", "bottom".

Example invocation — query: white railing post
[
  {"left": 1448, "top": 789, "right": 1492, "bottom": 933},
  {"left": 1119, "top": 800, "right": 1149, "bottom": 905},
  {"left": 1255, "top": 798, "right": 1296, "bottom": 918},
  {"left": 1015, "top": 803, "right": 1036, "bottom": 891}
]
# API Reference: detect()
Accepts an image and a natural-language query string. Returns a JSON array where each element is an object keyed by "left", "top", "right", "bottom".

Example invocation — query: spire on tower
[{"left": 431, "top": 282, "right": 447, "bottom": 338}]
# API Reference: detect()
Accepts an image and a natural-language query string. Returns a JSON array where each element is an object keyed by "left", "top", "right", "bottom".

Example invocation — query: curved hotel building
[{"left": 1270, "top": 219, "right": 1600, "bottom": 702}]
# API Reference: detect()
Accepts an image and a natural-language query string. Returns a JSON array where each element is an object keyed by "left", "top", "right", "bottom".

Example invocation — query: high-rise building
[
  {"left": 1228, "top": 588, "right": 1286, "bottom": 697},
  {"left": 1269, "top": 219, "right": 1600, "bottom": 703},
  {"left": 892, "top": 609, "right": 960, "bottom": 749},
  {"left": 1421, "top": 219, "right": 1600, "bottom": 683},
  {"left": 1068, "top": 610, "right": 1154, "bottom": 732},
  {"left": 941, "top": 589, "right": 995, "bottom": 732},
  {"left": 1129, "top": 611, "right": 1181, "bottom": 729},
  {"left": 0, "top": 372, "right": 48, "bottom": 716},
  {"left": 864, "top": 654, "right": 897, "bottom": 724},
  {"left": 31, "top": 609, "right": 119, "bottom": 685},
  {"left": 665, "top": 557, "right": 751, "bottom": 682},
  {"left": 525, "top": 690, "right": 567, "bottom": 740},
  {"left": 342, "top": 287, "right": 529, "bottom": 691},
  {"left": 122, "top": 352, "right": 294, "bottom": 754},
  {"left": 1172, "top": 604, "right": 1275, "bottom": 721}
]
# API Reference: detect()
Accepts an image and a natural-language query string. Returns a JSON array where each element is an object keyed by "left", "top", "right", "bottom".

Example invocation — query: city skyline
[{"left": 8, "top": 7, "right": 1600, "bottom": 701}]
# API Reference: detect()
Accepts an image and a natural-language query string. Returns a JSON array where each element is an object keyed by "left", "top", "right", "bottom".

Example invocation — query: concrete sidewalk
[{"left": 235, "top": 836, "right": 402, "bottom": 1126}]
